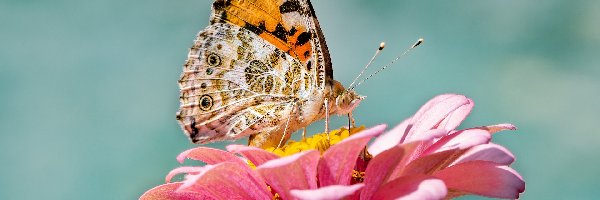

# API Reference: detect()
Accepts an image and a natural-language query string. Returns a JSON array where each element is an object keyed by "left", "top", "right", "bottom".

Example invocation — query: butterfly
[{"left": 176, "top": 0, "right": 363, "bottom": 149}]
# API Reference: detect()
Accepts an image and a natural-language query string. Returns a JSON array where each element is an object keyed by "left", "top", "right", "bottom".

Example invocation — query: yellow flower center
[{"left": 264, "top": 126, "right": 366, "bottom": 156}]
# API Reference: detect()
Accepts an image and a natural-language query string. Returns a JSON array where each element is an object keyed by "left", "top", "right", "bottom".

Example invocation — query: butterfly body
[{"left": 176, "top": 0, "right": 363, "bottom": 148}]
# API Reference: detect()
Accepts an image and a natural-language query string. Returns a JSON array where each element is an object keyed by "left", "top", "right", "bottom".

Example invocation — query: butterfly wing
[
  {"left": 211, "top": 0, "right": 333, "bottom": 87},
  {"left": 178, "top": 22, "right": 299, "bottom": 143},
  {"left": 177, "top": 0, "right": 333, "bottom": 146}
]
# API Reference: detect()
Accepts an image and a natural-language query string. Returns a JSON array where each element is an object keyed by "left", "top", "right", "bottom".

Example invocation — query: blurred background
[{"left": 1, "top": 0, "right": 598, "bottom": 199}]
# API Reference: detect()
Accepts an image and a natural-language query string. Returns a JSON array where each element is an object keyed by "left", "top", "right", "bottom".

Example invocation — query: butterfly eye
[
  {"left": 207, "top": 53, "right": 221, "bottom": 67},
  {"left": 199, "top": 95, "right": 213, "bottom": 111}
]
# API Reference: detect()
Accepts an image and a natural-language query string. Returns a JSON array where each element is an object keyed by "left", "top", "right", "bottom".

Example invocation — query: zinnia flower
[{"left": 141, "top": 94, "right": 525, "bottom": 199}]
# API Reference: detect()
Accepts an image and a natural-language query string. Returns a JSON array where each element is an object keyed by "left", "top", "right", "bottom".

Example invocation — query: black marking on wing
[
  {"left": 244, "top": 22, "right": 266, "bottom": 35},
  {"left": 273, "top": 23, "right": 289, "bottom": 41},
  {"left": 280, "top": 0, "right": 302, "bottom": 14},
  {"left": 304, "top": 0, "right": 333, "bottom": 79},
  {"left": 296, "top": 31, "right": 311, "bottom": 46},
  {"left": 211, "top": 0, "right": 230, "bottom": 24},
  {"left": 189, "top": 118, "right": 200, "bottom": 143}
]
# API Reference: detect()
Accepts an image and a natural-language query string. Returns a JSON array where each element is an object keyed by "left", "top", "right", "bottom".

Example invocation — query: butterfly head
[{"left": 330, "top": 80, "right": 365, "bottom": 115}]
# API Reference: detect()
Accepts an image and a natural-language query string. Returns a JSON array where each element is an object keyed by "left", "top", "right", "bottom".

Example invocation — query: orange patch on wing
[
  {"left": 259, "top": 32, "right": 290, "bottom": 51},
  {"left": 226, "top": 0, "right": 282, "bottom": 31},
  {"left": 259, "top": 27, "right": 312, "bottom": 61},
  {"left": 222, "top": 0, "right": 313, "bottom": 62}
]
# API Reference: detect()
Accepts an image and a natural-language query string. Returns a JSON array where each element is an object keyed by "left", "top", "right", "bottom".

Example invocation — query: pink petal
[
  {"left": 399, "top": 148, "right": 463, "bottom": 176},
  {"left": 407, "top": 94, "right": 472, "bottom": 141},
  {"left": 179, "top": 162, "right": 271, "bottom": 199},
  {"left": 451, "top": 143, "right": 515, "bottom": 166},
  {"left": 397, "top": 129, "right": 449, "bottom": 165},
  {"left": 383, "top": 130, "right": 449, "bottom": 182},
  {"left": 318, "top": 124, "right": 387, "bottom": 186},
  {"left": 369, "top": 118, "right": 411, "bottom": 155},
  {"left": 369, "top": 94, "right": 472, "bottom": 156},
  {"left": 385, "top": 141, "right": 429, "bottom": 182},
  {"left": 423, "top": 129, "right": 491, "bottom": 155},
  {"left": 165, "top": 167, "right": 205, "bottom": 183},
  {"left": 437, "top": 98, "right": 473, "bottom": 131},
  {"left": 369, "top": 123, "right": 446, "bottom": 156},
  {"left": 177, "top": 147, "right": 244, "bottom": 165},
  {"left": 404, "top": 129, "right": 448, "bottom": 143},
  {"left": 256, "top": 150, "right": 320, "bottom": 200},
  {"left": 372, "top": 174, "right": 447, "bottom": 200},
  {"left": 226, "top": 144, "right": 280, "bottom": 166},
  {"left": 411, "top": 94, "right": 457, "bottom": 121},
  {"left": 471, "top": 123, "right": 517, "bottom": 134},
  {"left": 140, "top": 182, "right": 209, "bottom": 200},
  {"left": 432, "top": 160, "right": 525, "bottom": 199},
  {"left": 361, "top": 146, "right": 405, "bottom": 200},
  {"left": 290, "top": 184, "right": 364, "bottom": 200}
]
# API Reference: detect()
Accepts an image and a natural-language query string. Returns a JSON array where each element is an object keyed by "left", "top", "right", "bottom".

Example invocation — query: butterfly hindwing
[{"left": 178, "top": 21, "right": 311, "bottom": 143}]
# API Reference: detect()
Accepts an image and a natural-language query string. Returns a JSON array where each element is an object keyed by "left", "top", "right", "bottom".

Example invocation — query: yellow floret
[{"left": 268, "top": 126, "right": 365, "bottom": 155}]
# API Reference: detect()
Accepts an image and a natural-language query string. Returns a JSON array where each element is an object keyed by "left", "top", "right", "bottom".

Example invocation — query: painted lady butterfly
[{"left": 176, "top": 0, "right": 363, "bottom": 148}]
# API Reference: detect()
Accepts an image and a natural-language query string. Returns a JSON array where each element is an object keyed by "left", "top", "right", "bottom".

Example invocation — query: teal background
[{"left": 1, "top": 0, "right": 598, "bottom": 199}]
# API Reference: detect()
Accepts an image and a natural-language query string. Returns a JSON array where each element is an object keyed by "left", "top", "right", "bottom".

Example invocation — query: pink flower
[{"left": 141, "top": 94, "right": 525, "bottom": 199}]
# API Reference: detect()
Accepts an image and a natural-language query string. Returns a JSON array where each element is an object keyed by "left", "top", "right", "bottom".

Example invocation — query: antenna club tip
[
  {"left": 412, "top": 38, "right": 424, "bottom": 48},
  {"left": 379, "top": 42, "right": 385, "bottom": 50}
]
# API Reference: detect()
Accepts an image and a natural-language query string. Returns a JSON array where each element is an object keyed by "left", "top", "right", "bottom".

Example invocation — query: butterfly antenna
[
  {"left": 352, "top": 38, "right": 424, "bottom": 90},
  {"left": 348, "top": 42, "right": 386, "bottom": 90}
]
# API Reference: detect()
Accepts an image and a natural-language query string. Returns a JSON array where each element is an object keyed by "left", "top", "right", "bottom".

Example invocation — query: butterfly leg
[
  {"left": 302, "top": 127, "right": 307, "bottom": 140},
  {"left": 324, "top": 98, "right": 330, "bottom": 141},
  {"left": 346, "top": 112, "right": 368, "bottom": 160},
  {"left": 347, "top": 113, "right": 356, "bottom": 129}
]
